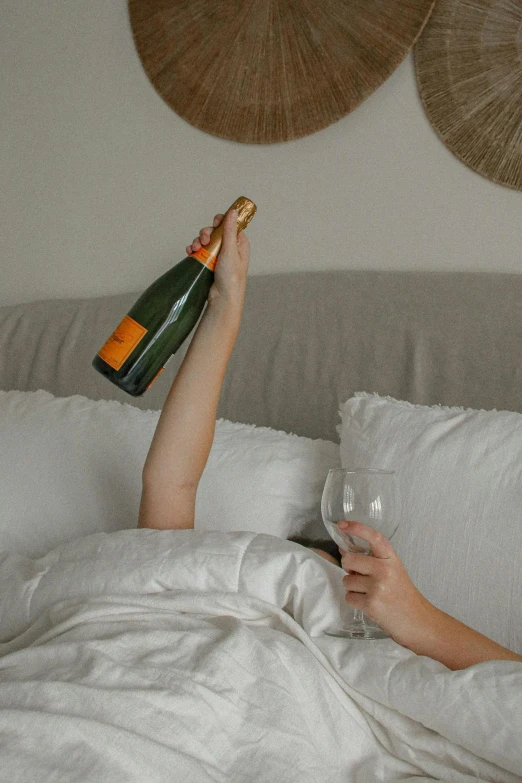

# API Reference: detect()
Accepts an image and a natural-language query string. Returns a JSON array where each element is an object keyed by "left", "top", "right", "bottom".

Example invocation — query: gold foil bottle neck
[
  {"left": 197, "top": 197, "right": 257, "bottom": 263},
  {"left": 228, "top": 196, "right": 257, "bottom": 234}
]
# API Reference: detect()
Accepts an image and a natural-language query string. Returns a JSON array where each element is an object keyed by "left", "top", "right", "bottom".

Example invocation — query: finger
[
  {"left": 199, "top": 227, "right": 213, "bottom": 245},
  {"left": 337, "top": 520, "right": 393, "bottom": 559},
  {"left": 191, "top": 237, "right": 201, "bottom": 251},
  {"left": 213, "top": 213, "right": 225, "bottom": 227},
  {"left": 341, "top": 551, "right": 374, "bottom": 575},
  {"left": 237, "top": 233, "right": 250, "bottom": 265},
  {"left": 221, "top": 209, "right": 238, "bottom": 251},
  {"left": 342, "top": 573, "right": 370, "bottom": 593},
  {"left": 237, "top": 233, "right": 249, "bottom": 251}
]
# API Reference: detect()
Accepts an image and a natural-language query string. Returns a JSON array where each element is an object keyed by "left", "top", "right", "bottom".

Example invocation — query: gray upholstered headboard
[{"left": 1, "top": 270, "right": 521, "bottom": 442}]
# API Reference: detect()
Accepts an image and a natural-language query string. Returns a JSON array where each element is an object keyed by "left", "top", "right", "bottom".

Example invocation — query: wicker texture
[
  {"left": 129, "top": 0, "right": 435, "bottom": 144},
  {"left": 415, "top": 0, "right": 522, "bottom": 190}
]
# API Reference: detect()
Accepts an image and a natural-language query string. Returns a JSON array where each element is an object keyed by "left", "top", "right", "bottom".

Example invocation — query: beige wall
[{"left": 2, "top": 0, "right": 521, "bottom": 307}]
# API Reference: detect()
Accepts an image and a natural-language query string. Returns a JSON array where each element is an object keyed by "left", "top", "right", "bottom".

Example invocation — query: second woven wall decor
[
  {"left": 129, "top": 0, "right": 435, "bottom": 144},
  {"left": 415, "top": 0, "right": 522, "bottom": 190}
]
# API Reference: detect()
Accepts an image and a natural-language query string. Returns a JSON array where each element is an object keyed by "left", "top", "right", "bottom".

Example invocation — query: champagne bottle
[{"left": 92, "top": 196, "right": 256, "bottom": 396}]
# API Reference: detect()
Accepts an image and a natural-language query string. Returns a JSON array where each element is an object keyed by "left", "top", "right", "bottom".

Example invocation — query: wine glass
[{"left": 321, "top": 468, "right": 400, "bottom": 639}]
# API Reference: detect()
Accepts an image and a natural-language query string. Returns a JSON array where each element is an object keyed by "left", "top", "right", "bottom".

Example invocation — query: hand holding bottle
[
  {"left": 186, "top": 209, "right": 250, "bottom": 313},
  {"left": 93, "top": 196, "right": 256, "bottom": 396}
]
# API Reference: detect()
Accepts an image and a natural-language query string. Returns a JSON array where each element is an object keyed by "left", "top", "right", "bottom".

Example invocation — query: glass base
[
  {"left": 324, "top": 625, "right": 389, "bottom": 639},
  {"left": 327, "top": 595, "right": 390, "bottom": 639}
]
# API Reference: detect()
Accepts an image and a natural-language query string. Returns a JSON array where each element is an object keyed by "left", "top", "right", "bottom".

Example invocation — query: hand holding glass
[{"left": 321, "top": 468, "right": 400, "bottom": 639}]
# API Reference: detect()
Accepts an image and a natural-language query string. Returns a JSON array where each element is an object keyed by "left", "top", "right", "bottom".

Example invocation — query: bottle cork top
[
  {"left": 228, "top": 197, "right": 257, "bottom": 233},
  {"left": 188, "top": 197, "right": 256, "bottom": 271}
]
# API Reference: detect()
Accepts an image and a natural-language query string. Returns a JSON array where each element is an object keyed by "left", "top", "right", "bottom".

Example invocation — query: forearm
[
  {"left": 139, "top": 298, "right": 242, "bottom": 529},
  {"left": 402, "top": 603, "right": 522, "bottom": 671}
]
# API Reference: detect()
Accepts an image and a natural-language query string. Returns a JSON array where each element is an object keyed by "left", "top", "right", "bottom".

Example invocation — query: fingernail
[{"left": 231, "top": 209, "right": 238, "bottom": 219}]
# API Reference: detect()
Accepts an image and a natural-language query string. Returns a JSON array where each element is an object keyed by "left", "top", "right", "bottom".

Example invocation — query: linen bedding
[{"left": 0, "top": 529, "right": 520, "bottom": 783}]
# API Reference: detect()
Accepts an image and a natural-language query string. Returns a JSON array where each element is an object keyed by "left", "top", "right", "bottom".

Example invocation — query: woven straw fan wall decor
[
  {"left": 415, "top": 0, "right": 522, "bottom": 190},
  {"left": 129, "top": 0, "right": 435, "bottom": 144}
]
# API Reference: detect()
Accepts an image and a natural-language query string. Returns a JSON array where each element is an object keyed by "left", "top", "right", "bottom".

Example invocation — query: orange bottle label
[
  {"left": 146, "top": 366, "right": 165, "bottom": 390},
  {"left": 97, "top": 315, "right": 148, "bottom": 371},
  {"left": 189, "top": 246, "right": 217, "bottom": 272}
]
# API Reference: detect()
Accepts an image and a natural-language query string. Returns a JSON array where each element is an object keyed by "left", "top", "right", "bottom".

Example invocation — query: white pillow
[
  {"left": 0, "top": 390, "right": 339, "bottom": 558},
  {"left": 339, "top": 392, "right": 522, "bottom": 654}
]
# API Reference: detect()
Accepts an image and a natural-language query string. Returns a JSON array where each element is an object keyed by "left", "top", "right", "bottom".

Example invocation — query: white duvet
[{"left": 0, "top": 530, "right": 520, "bottom": 783}]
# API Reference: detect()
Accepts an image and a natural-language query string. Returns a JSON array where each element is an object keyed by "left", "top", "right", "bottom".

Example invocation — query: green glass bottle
[{"left": 92, "top": 196, "right": 256, "bottom": 396}]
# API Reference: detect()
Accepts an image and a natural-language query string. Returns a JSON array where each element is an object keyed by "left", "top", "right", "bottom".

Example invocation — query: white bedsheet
[{"left": 0, "top": 530, "right": 520, "bottom": 782}]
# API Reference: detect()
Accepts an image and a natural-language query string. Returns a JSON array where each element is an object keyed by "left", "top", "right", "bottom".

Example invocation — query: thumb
[{"left": 221, "top": 209, "right": 238, "bottom": 252}]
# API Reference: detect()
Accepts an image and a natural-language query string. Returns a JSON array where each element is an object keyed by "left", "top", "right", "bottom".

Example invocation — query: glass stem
[{"left": 353, "top": 608, "right": 365, "bottom": 624}]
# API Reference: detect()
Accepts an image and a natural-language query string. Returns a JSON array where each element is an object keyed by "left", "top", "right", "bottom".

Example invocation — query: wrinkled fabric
[{"left": 1, "top": 530, "right": 520, "bottom": 782}]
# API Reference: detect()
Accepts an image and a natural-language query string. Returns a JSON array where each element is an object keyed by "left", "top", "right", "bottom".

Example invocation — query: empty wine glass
[{"left": 321, "top": 468, "right": 400, "bottom": 639}]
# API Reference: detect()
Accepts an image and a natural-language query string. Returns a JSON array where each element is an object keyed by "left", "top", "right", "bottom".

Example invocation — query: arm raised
[{"left": 138, "top": 209, "right": 249, "bottom": 531}]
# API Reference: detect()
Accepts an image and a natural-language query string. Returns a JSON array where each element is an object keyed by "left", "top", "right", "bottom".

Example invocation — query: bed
[{"left": 1, "top": 269, "right": 521, "bottom": 782}]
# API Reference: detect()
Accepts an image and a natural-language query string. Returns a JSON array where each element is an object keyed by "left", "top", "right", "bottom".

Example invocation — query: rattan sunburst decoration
[
  {"left": 415, "top": 0, "right": 522, "bottom": 190},
  {"left": 129, "top": 0, "right": 435, "bottom": 144}
]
